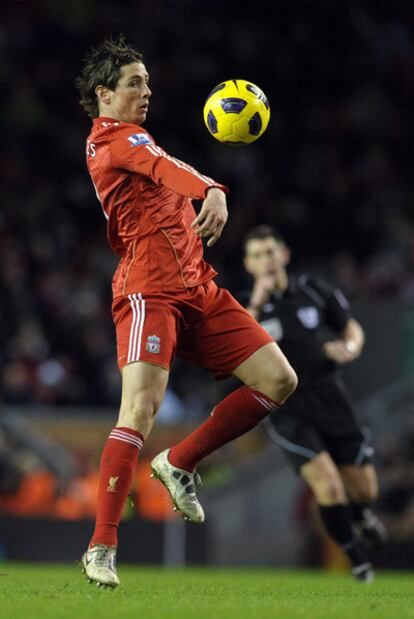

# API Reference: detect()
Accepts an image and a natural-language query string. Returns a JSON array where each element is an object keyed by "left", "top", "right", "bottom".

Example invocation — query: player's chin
[{"left": 136, "top": 109, "right": 148, "bottom": 124}]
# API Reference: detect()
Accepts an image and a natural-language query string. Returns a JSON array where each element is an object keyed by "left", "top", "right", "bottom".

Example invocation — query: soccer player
[
  {"left": 243, "top": 225, "right": 387, "bottom": 581},
  {"left": 75, "top": 38, "right": 297, "bottom": 588}
]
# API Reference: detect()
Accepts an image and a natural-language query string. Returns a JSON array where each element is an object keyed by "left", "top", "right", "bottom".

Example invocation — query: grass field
[{"left": 0, "top": 563, "right": 413, "bottom": 619}]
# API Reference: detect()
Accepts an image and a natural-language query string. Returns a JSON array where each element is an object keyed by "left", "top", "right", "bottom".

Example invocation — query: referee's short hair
[{"left": 243, "top": 225, "right": 285, "bottom": 251}]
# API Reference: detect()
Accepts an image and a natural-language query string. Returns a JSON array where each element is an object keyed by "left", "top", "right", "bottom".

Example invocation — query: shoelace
[{"left": 91, "top": 547, "right": 116, "bottom": 571}]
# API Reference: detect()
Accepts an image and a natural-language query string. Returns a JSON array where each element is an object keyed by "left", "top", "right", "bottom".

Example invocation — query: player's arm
[
  {"left": 110, "top": 130, "right": 227, "bottom": 199},
  {"left": 191, "top": 187, "right": 228, "bottom": 247},
  {"left": 324, "top": 318, "right": 365, "bottom": 364},
  {"left": 111, "top": 131, "right": 228, "bottom": 245}
]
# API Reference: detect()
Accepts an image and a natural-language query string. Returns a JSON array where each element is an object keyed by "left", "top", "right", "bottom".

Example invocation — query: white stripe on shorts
[{"left": 127, "top": 293, "right": 146, "bottom": 363}]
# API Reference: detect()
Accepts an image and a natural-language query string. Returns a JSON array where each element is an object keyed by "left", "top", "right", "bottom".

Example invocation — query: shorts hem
[{"left": 119, "top": 358, "right": 171, "bottom": 372}]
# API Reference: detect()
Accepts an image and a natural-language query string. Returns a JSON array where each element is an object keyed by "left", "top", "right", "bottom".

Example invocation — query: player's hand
[
  {"left": 191, "top": 187, "right": 228, "bottom": 247},
  {"left": 324, "top": 340, "right": 356, "bottom": 364}
]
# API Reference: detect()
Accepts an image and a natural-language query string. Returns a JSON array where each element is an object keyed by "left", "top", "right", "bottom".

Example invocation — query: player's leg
[
  {"left": 90, "top": 361, "right": 169, "bottom": 546},
  {"left": 83, "top": 360, "right": 169, "bottom": 587},
  {"left": 151, "top": 341, "right": 296, "bottom": 524},
  {"left": 340, "top": 463, "right": 387, "bottom": 547},
  {"left": 152, "top": 286, "right": 297, "bottom": 523},
  {"left": 232, "top": 340, "right": 298, "bottom": 402},
  {"left": 300, "top": 452, "right": 373, "bottom": 581},
  {"left": 83, "top": 294, "right": 178, "bottom": 587},
  {"left": 167, "top": 342, "right": 297, "bottom": 474}
]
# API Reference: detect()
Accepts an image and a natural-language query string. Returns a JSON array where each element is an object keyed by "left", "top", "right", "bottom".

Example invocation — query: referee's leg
[
  {"left": 300, "top": 452, "right": 373, "bottom": 579},
  {"left": 339, "top": 463, "right": 378, "bottom": 504},
  {"left": 339, "top": 463, "right": 387, "bottom": 548},
  {"left": 300, "top": 451, "right": 347, "bottom": 505}
]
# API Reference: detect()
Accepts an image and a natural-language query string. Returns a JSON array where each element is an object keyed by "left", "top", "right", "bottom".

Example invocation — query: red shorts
[{"left": 112, "top": 279, "right": 273, "bottom": 376}]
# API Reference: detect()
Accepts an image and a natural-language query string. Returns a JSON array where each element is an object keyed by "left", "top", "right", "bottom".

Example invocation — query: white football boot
[
  {"left": 81, "top": 544, "right": 120, "bottom": 588},
  {"left": 150, "top": 449, "right": 205, "bottom": 523}
]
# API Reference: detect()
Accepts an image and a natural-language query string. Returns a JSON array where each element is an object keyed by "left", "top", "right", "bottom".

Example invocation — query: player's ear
[{"left": 95, "top": 85, "right": 112, "bottom": 106}]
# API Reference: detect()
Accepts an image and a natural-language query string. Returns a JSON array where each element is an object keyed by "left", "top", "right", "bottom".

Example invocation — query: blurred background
[{"left": 0, "top": 0, "right": 413, "bottom": 570}]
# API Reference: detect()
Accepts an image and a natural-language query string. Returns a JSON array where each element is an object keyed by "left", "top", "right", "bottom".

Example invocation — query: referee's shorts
[{"left": 264, "top": 378, "right": 374, "bottom": 472}]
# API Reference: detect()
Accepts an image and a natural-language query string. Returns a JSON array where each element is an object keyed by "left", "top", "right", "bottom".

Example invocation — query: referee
[{"left": 243, "top": 225, "right": 386, "bottom": 581}]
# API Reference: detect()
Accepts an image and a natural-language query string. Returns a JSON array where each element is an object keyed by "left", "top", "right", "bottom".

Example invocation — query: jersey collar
[{"left": 93, "top": 117, "right": 122, "bottom": 126}]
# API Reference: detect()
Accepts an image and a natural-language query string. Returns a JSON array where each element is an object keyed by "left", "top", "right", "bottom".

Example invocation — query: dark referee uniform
[{"left": 250, "top": 275, "right": 374, "bottom": 472}]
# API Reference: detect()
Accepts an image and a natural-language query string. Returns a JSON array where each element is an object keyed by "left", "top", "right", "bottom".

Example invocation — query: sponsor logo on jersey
[
  {"left": 260, "top": 318, "right": 283, "bottom": 341},
  {"left": 146, "top": 335, "right": 161, "bottom": 354},
  {"left": 128, "top": 133, "right": 153, "bottom": 147},
  {"left": 296, "top": 306, "right": 319, "bottom": 329}
]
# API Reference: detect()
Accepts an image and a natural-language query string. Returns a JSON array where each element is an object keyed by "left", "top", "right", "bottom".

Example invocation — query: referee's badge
[
  {"left": 260, "top": 318, "right": 283, "bottom": 341},
  {"left": 296, "top": 306, "right": 319, "bottom": 329},
  {"left": 146, "top": 335, "right": 161, "bottom": 354}
]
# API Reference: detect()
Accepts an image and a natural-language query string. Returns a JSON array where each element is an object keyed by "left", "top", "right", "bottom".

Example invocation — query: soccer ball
[{"left": 203, "top": 79, "right": 270, "bottom": 145}]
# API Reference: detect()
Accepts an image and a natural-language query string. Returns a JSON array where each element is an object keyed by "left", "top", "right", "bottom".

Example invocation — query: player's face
[
  {"left": 109, "top": 62, "right": 151, "bottom": 124},
  {"left": 244, "top": 237, "right": 290, "bottom": 279}
]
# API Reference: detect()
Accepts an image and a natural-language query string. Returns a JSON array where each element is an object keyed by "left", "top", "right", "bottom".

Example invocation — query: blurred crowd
[{"left": 0, "top": 0, "right": 413, "bottom": 407}]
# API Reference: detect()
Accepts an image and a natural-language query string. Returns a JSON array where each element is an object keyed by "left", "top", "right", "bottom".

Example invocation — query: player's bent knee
[
  {"left": 282, "top": 366, "right": 298, "bottom": 399},
  {"left": 265, "top": 365, "right": 298, "bottom": 403},
  {"left": 234, "top": 343, "right": 297, "bottom": 403}
]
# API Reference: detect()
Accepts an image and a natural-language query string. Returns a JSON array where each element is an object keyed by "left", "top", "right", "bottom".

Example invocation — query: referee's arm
[{"left": 324, "top": 318, "right": 365, "bottom": 364}]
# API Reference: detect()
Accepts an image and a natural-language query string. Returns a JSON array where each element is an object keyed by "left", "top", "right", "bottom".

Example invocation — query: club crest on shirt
[
  {"left": 146, "top": 335, "right": 161, "bottom": 354},
  {"left": 260, "top": 318, "right": 283, "bottom": 341},
  {"left": 128, "top": 133, "right": 153, "bottom": 147},
  {"left": 296, "top": 306, "right": 319, "bottom": 329}
]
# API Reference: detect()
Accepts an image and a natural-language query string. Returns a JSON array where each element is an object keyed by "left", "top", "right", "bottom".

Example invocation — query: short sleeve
[{"left": 306, "top": 277, "right": 351, "bottom": 332}]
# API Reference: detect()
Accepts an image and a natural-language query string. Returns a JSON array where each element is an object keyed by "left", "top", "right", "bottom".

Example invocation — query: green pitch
[{"left": 0, "top": 563, "right": 413, "bottom": 619}]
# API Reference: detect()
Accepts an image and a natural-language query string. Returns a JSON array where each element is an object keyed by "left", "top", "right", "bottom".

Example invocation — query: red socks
[
  {"left": 169, "top": 386, "right": 280, "bottom": 472},
  {"left": 90, "top": 390, "right": 279, "bottom": 544},
  {"left": 90, "top": 427, "right": 144, "bottom": 548}
]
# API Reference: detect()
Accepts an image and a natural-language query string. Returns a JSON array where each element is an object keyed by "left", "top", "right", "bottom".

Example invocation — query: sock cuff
[
  {"left": 109, "top": 427, "right": 144, "bottom": 449},
  {"left": 249, "top": 388, "right": 282, "bottom": 410}
]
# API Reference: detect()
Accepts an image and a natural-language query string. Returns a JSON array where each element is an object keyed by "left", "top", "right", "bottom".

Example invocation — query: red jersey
[{"left": 86, "top": 117, "right": 228, "bottom": 297}]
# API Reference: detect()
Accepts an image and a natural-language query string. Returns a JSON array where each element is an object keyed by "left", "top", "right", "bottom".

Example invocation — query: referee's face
[{"left": 244, "top": 236, "right": 290, "bottom": 279}]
